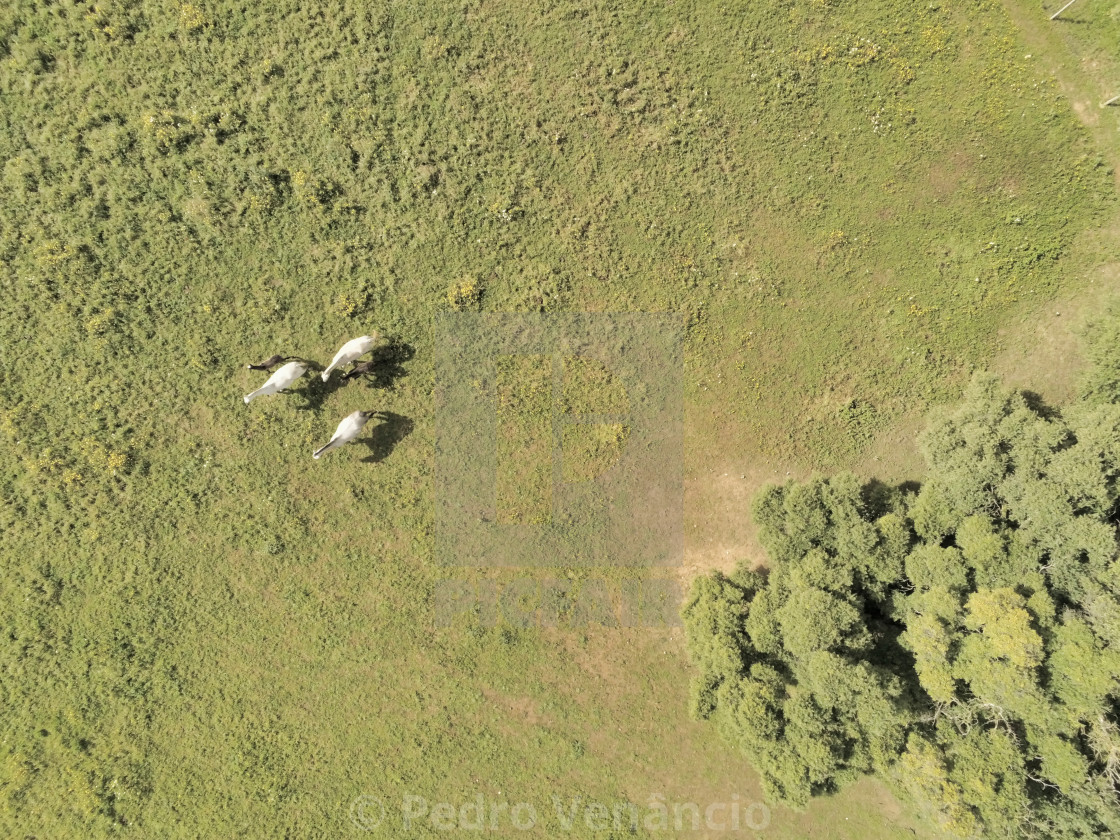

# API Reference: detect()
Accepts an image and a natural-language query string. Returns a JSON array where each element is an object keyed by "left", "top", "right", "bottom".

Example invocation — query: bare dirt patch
[
  {"left": 680, "top": 460, "right": 809, "bottom": 584},
  {"left": 928, "top": 150, "right": 970, "bottom": 200}
]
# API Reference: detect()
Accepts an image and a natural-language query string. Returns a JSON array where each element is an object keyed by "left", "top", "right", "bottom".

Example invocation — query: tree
[{"left": 683, "top": 311, "right": 1120, "bottom": 838}]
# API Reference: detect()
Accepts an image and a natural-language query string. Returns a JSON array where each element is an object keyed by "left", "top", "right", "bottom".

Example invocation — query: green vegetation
[
  {"left": 0, "top": 0, "right": 1116, "bottom": 836},
  {"left": 1043, "top": 0, "right": 1120, "bottom": 106},
  {"left": 683, "top": 305, "right": 1120, "bottom": 838}
]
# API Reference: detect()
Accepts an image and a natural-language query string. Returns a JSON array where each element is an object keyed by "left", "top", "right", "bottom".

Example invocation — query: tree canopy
[{"left": 684, "top": 306, "right": 1120, "bottom": 838}]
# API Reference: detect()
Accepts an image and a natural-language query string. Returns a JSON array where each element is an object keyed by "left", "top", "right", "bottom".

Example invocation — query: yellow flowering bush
[{"left": 447, "top": 277, "right": 482, "bottom": 310}]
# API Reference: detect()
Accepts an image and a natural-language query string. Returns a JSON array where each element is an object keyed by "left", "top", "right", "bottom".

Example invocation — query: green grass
[
  {"left": 1041, "top": 0, "right": 1120, "bottom": 104},
  {"left": 0, "top": 0, "right": 1116, "bottom": 837}
]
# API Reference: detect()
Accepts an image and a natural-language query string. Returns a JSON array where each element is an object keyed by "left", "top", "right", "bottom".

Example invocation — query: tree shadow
[
  {"left": 358, "top": 411, "right": 414, "bottom": 463},
  {"left": 861, "top": 477, "right": 902, "bottom": 517},
  {"left": 897, "top": 479, "right": 922, "bottom": 497},
  {"left": 345, "top": 341, "right": 415, "bottom": 391},
  {"left": 1021, "top": 389, "right": 1062, "bottom": 421}
]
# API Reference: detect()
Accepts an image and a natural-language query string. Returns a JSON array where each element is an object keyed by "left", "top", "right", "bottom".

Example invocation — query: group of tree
[{"left": 684, "top": 305, "right": 1120, "bottom": 838}]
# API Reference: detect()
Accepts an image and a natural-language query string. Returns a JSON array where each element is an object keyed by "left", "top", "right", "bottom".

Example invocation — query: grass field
[{"left": 1, "top": 0, "right": 1118, "bottom": 836}]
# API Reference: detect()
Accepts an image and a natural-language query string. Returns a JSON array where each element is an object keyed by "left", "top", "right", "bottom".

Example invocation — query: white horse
[
  {"left": 321, "top": 335, "right": 379, "bottom": 382},
  {"left": 313, "top": 410, "right": 377, "bottom": 459},
  {"left": 243, "top": 361, "right": 308, "bottom": 404}
]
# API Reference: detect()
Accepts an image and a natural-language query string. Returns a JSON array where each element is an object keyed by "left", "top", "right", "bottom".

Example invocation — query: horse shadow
[
  {"left": 345, "top": 341, "right": 415, "bottom": 391},
  {"left": 359, "top": 411, "right": 414, "bottom": 463},
  {"left": 288, "top": 361, "right": 344, "bottom": 412}
]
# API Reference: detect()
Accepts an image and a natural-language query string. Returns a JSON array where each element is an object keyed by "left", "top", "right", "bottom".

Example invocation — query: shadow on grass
[
  {"left": 359, "top": 411, "right": 414, "bottom": 463},
  {"left": 287, "top": 342, "right": 413, "bottom": 410},
  {"left": 343, "top": 341, "right": 415, "bottom": 391},
  {"left": 288, "top": 361, "right": 346, "bottom": 412}
]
